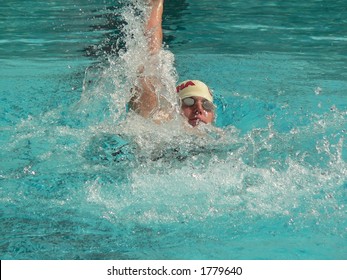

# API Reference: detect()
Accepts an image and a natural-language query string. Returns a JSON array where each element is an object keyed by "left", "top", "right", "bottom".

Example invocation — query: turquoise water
[{"left": 1, "top": 0, "right": 346, "bottom": 259}]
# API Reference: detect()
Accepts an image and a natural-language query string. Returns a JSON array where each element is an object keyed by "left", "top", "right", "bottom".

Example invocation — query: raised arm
[
  {"left": 146, "top": 0, "right": 164, "bottom": 54},
  {"left": 129, "top": 0, "right": 164, "bottom": 118}
]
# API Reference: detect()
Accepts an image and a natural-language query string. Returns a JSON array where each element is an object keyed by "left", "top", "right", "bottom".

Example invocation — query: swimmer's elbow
[{"left": 129, "top": 89, "right": 158, "bottom": 118}]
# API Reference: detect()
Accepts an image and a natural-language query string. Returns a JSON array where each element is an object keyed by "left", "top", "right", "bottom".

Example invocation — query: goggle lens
[{"left": 182, "top": 97, "right": 215, "bottom": 111}]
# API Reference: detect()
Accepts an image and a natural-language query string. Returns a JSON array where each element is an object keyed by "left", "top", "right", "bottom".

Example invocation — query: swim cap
[{"left": 176, "top": 80, "right": 213, "bottom": 102}]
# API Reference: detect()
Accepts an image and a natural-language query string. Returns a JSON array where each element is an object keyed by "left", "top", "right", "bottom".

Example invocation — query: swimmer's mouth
[{"left": 189, "top": 117, "right": 205, "bottom": 127}]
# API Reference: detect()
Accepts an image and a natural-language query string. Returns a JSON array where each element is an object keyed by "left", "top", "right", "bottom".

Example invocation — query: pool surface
[{"left": 0, "top": 0, "right": 346, "bottom": 259}]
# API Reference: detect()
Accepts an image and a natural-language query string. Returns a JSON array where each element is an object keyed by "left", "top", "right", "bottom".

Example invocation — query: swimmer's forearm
[{"left": 146, "top": 0, "right": 164, "bottom": 54}]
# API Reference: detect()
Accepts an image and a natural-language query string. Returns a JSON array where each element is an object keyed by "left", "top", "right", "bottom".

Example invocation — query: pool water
[{"left": 0, "top": 0, "right": 346, "bottom": 259}]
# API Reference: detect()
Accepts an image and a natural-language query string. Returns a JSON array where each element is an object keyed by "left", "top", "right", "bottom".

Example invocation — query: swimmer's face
[{"left": 181, "top": 96, "right": 215, "bottom": 127}]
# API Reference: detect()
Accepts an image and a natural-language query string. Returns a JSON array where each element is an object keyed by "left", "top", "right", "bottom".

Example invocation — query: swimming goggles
[{"left": 182, "top": 97, "right": 215, "bottom": 111}]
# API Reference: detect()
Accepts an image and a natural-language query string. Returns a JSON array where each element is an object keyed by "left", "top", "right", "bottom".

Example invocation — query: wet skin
[{"left": 181, "top": 97, "right": 215, "bottom": 127}]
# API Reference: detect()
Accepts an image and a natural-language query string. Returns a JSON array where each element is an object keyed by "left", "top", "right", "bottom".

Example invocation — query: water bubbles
[
  {"left": 23, "top": 165, "right": 36, "bottom": 176},
  {"left": 290, "top": 128, "right": 299, "bottom": 134},
  {"left": 314, "top": 86, "right": 322, "bottom": 95},
  {"left": 330, "top": 105, "right": 337, "bottom": 112},
  {"left": 288, "top": 218, "right": 295, "bottom": 225}
]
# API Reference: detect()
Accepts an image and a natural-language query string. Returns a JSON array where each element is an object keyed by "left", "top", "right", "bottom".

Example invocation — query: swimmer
[{"left": 129, "top": 0, "right": 216, "bottom": 127}]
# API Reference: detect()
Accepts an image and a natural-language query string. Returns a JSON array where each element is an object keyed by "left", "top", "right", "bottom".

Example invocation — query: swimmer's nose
[{"left": 194, "top": 101, "right": 204, "bottom": 115}]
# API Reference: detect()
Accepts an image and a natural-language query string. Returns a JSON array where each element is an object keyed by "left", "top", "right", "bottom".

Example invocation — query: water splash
[{"left": 1, "top": 0, "right": 346, "bottom": 260}]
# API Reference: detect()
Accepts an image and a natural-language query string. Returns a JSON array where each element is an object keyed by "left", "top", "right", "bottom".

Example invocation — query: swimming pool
[{"left": 1, "top": 0, "right": 346, "bottom": 259}]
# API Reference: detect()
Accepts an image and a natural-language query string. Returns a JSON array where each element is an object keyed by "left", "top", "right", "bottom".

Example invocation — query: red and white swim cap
[{"left": 176, "top": 80, "right": 213, "bottom": 102}]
